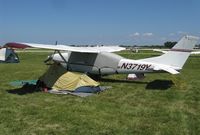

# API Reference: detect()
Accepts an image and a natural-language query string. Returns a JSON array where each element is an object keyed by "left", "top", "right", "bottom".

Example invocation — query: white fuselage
[{"left": 50, "top": 52, "right": 156, "bottom": 75}]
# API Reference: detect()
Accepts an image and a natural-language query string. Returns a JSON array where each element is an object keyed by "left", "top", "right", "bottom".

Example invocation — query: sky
[{"left": 0, "top": 0, "right": 200, "bottom": 45}]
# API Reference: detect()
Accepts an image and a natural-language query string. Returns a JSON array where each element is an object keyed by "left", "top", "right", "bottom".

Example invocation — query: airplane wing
[{"left": 4, "top": 42, "right": 125, "bottom": 53}]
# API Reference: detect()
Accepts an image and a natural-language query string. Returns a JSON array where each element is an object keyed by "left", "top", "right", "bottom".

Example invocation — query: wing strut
[
  {"left": 44, "top": 50, "right": 69, "bottom": 69},
  {"left": 57, "top": 50, "right": 68, "bottom": 64}
]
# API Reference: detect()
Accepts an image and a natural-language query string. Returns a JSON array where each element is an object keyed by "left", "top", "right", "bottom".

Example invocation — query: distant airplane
[{"left": 5, "top": 35, "right": 199, "bottom": 79}]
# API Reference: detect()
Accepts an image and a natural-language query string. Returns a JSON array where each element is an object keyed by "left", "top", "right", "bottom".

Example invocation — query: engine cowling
[{"left": 45, "top": 52, "right": 70, "bottom": 63}]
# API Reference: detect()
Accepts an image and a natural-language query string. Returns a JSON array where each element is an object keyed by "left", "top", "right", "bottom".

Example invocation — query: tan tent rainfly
[{"left": 39, "top": 63, "right": 99, "bottom": 91}]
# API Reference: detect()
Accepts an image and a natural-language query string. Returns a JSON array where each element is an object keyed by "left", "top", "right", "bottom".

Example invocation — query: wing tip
[{"left": 4, "top": 42, "right": 29, "bottom": 49}]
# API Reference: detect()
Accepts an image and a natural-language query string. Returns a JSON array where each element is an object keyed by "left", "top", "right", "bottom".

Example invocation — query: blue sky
[{"left": 0, "top": 0, "right": 200, "bottom": 45}]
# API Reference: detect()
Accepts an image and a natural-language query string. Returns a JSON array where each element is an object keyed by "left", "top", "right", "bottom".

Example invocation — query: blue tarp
[{"left": 74, "top": 86, "right": 102, "bottom": 93}]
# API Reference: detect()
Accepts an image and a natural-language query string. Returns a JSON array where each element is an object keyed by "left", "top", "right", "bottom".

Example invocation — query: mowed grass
[{"left": 0, "top": 50, "right": 200, "bottom": 135}]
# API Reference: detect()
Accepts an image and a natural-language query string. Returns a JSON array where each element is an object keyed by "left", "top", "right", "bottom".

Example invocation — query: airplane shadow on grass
[
  {"left": 146, "top": 79, "right": 174, "bottom": 90},
  {"left": 99, "top": 78, "right": 148, "bottom": 84},
  {"left": 7, "top": 79, "right": 174, "bottom": 95},
  {"left": 7, "top": 84, "right": 41, "bottom": 95},
  {"left": 101, "top": 78, "right": 174, "bottom": 90}
]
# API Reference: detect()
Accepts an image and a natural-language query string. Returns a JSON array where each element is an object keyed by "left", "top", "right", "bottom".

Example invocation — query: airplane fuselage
[{"left": 50, "top": 51, "right": 155, "bottom": 76}]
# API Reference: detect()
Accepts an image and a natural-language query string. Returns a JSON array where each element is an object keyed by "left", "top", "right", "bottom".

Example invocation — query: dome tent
[
  {"left": 39, "top": 63, "right": 99, "bottom": 91},
  {"left": 0, "top": 48, "right": 19, "bottom": 63}
]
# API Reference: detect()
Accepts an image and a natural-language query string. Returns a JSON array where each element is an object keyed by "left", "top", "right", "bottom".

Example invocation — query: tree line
[{"left": 164, "top": 41, "right": 177, "bottom": 48}]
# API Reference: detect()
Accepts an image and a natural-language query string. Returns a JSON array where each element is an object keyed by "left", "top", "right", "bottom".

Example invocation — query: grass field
[{"left": 0, "top": 50, "right": 200, "bottom": 135}]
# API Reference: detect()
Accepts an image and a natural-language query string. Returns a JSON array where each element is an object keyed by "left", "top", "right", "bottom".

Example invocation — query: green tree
[{"left": 164, "top": 41, "right": 177, "bottom": 48}]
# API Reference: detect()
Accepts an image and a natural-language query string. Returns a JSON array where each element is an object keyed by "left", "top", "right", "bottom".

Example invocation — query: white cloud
[
  {"left": 143, "top": 33, "right": 153, "bottom": 36},
  {"left": 134, "top": 32, "right": 140, "bottom": 36},
  {"left": 130, "top": 32, "right": 140, "bottom": 37},
  {"left": 129, "top": 32, "right": 154, "bottom": 39}
]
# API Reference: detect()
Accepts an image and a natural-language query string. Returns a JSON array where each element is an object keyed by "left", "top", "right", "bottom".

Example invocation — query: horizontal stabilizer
[
  {"left": 153, "top": 49, "right": 168, "bottom": 53},
  {"left": 153, "top": 65, "right": 179, "bottom": 74},
  {"left": 191, "top": 51, "right": 200, "bottom": 54}
]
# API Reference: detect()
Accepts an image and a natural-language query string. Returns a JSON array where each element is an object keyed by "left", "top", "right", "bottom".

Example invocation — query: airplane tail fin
[{"left": 142, "top": 35, "right": 199, "bottom": 69}]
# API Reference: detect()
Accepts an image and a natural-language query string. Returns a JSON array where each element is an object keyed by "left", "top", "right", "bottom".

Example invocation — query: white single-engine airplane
[{"left": 5, "top": 35, "right": 199, "bottom": 79}]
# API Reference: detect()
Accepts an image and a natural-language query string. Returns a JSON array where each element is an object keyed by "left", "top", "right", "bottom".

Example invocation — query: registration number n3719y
[{"left": 120, "top": 63, "right": 151, "bottom": 70}]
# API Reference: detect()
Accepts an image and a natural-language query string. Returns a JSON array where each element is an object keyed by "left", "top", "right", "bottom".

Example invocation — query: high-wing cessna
[{"left": 5, "top": 35, "right": 199, "bottom": 79}]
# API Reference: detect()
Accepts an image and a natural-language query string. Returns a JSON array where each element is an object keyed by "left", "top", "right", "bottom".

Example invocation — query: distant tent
[
  {"left": 0, "top": 48, "right": 19, "bottom": 63},
  {"left": 39, "top": 63, "right": 99, "bottom": 91}
]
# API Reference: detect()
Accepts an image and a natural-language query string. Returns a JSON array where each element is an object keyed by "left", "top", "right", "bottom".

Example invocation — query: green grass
[{"left": 0, "top": 51, "right": 200, "bottom": 135}]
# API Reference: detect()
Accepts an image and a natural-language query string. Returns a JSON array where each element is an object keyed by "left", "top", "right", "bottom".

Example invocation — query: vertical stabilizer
[{"left": 142, "top": 35, "right": 199, "bottom": 68}]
